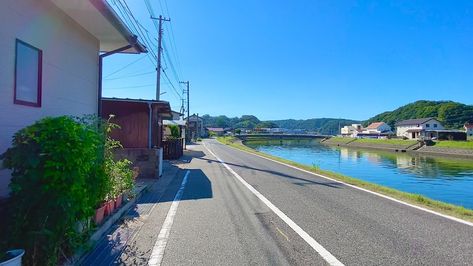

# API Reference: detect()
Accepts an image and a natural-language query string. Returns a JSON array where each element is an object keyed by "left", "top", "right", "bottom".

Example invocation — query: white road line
[
  {"left": 214, "top": 141, "right": 473, "bottom": 227},
  {"left": 148, "top": 170, "right": 190, "bottom": 266},
  {"left": 203, "top": 143, "right": 344, "bottom": 266}
]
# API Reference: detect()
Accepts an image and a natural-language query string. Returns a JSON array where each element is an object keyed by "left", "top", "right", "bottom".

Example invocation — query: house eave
[{"left": 51, "top": 0, "right": 147, "bottom": 54}]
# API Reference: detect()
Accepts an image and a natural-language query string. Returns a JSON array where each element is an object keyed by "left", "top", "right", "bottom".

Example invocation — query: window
[
  {"left": 14, "top": 39, "right": 42, "bottom": 107},
  {"left": 434, "top": 124, "right": 438, "bottom": 128},
  {"left": 426, "top": 123, "right": 430, "bottom": 128}
]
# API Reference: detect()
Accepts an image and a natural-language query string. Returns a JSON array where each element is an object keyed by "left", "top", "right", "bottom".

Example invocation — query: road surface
[{"left": 82, "top": 139, "right": 473, "bottom": 265}]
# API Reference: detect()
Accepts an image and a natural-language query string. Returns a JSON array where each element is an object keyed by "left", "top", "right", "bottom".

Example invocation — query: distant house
[
  {"left": 465, "top": 123, "right": 473, "bottom": 137},
  {"left": 363, "top": 122, "right": 392, "bottom": 134},
  {"left": 187, "top": 114, "right": 205, "bottom": 140},
  {"left": 396, "top": 118, "right": 444, "bottom": 139},
  {"left": 163, "top": 111, "right": 186, "bottom": 140},
  {"left": 341, "top": 124, "right": 363, "bottom": 137},
  {"left": 0, "top": 0, "right": 146, "bottom": 197},
  {"left": 207, "top": 127, "right": 225, "bottom": 136}
]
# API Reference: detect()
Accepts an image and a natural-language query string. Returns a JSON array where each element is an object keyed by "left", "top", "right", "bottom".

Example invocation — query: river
[{"left": 245, "top": 139, "right": 473, "bottom": 209}]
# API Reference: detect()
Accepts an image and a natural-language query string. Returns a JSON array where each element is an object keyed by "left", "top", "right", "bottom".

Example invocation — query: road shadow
[{"left": 195, "top": 157, "right": 341, "bottom": 189}]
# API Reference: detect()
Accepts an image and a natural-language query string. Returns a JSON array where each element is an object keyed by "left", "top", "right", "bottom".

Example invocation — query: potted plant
[
  {"left": 0, "top": 249, "right": 25, "bottom": 266},
  {"left": 94, "top": 203, "right": 107, "bottom": 225},
  {"left": 114, "top": 193, "right": 123, "bottom": 209}
]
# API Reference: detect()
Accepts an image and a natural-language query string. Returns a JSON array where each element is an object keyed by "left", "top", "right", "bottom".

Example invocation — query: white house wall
[{"left": 0, "top": 0, "right": 100, "bottom": 197}]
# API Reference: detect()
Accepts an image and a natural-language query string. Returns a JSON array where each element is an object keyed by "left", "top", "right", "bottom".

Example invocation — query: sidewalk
[{"left": 78, "top": 159, "right": 185, "bottom": 265}]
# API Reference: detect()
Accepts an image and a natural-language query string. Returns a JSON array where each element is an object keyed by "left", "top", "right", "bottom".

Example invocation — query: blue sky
[{"left": 103, "top": 0, "right": 473, "bottom": 121}]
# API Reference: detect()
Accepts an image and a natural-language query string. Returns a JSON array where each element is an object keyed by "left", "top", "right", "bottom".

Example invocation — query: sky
[{"left": 103, "top": 0, "right": 473, "bottom": 121}]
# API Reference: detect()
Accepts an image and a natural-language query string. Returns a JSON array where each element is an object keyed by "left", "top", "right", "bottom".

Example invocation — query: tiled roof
[
  {"left": 395, "top": 118, "right": 436, "bottom": 126},
  {"left": 366, "top": 122, "right": 385, "bottom": 129}
]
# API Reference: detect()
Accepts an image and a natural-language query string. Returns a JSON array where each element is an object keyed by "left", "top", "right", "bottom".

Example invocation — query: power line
[
  {"left": 104, "top": 83, "right": 155, "bottom": 90},
  {"left": 104, "top": 55, "right": 147, "bottom": 78},
  {"left": 162, "top": 69, "right": 182, "bottom": 100},
  {"left": 104, "top": 71, "right": 155, "bottom": 80}
]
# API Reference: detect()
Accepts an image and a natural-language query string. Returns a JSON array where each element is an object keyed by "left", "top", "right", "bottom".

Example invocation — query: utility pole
[
  {"left": 180, "top": 81, "right": 190, "bottom": 143},
  {"left": 151, "top": 15, "right": 170, "bottom": 100}
]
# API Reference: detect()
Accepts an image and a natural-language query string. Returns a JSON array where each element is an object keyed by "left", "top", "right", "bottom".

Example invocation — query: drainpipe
[
  {"left": 97, "top": 37, "right": 139, "bottom": 115},
  {"left": 148, "top": 103, "right": 152, "bottom": 149}
]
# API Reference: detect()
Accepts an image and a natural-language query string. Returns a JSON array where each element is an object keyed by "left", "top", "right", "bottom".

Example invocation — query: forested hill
[
  {"left": 200, "top": 114, "right": 360, "bottom": 135},
  {"left": 268, "top": 118, "right": 360, "bottom": 135},
  {"left": 365, "top": 100, "right": 473, "bottom": 129}
]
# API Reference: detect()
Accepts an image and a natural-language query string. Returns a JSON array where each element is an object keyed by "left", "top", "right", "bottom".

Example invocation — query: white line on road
[
  {"left": 218, "top": 141, "right": 473, "bottom": 227},
  {"left": 148, "top": 170, "right": 190, "bottom": 266},
  {"left": 203, "top": 143, "right": 344, "bottom": 266}
]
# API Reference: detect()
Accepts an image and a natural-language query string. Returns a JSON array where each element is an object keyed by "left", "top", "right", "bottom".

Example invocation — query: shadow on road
[{"left": 195, "top": 157, "right": 342, "bottom": 189}]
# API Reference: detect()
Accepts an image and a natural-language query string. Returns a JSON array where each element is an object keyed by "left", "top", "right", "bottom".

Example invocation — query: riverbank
[
  {"left": 217, "top": 136, "right": 473, "bottom": 223},
  {"left": 322, "top": 137, "right": 473, "bottom": 159}
]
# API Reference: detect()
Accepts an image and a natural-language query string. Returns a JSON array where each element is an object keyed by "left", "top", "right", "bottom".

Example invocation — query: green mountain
[
  {"left": 268, "top": 118, "right": 360, "bottom": 135},
  {"left": 365, "top": 100, "right": 473, "bottom": 129},
  {"left": 200, "top": 114, "right": 359, "bottom": 135}
]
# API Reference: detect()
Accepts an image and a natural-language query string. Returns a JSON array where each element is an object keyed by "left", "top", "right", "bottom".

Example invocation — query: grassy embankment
[
  {"left": 326, "top": 137, "right": 418, "bottom": 148},
  {"left": 433, "top": 140, "right": 473, "bottom": 150},
  {"left": 216, "top": 136, "right": 473, "bottom": 222}
]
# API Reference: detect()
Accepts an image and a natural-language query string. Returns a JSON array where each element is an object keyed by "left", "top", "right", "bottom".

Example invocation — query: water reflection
[{"left": 246, "top": 139, "right": 473, "bottom": 209}]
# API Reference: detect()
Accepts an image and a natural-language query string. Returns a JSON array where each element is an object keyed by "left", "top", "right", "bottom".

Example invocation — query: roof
[
  {"left": 51, "top": 0, "right": 146, "bottom": 53},
  {"left": 425, "top": 129, "right": 466, "bottom": 133},
  {"left": 163, "top": 120, "right": 187, "bottom": 126},
  {"left": 171, "top": 110, "right": 184, "bottom": 116},
  {"left": 102, "top": 97, "right": 171, "bottom": 114},
  {"left": 366, "top": 122, "right": 386, "bottom": 129},
  {"left": 207, "top": 128, "right": 225, "bottom": 132},
  {"left": 396, "top": 118, "right": 437, "bottom": 126},
  {"left": 464, "top": 123, "right": 473, "bottom": 129}
]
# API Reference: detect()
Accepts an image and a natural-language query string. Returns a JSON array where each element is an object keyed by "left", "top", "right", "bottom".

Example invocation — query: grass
[
  {"left": 216, "top": 136, "right": 473, "bottom": 223},
  {"left": 354, "top": 138, "right": 417, "bottom": 146},
  {"left": 324, "top": 137, "right": 354, "bottom": 144},
  {"left": 433, "top": 140, "right": 473, "bottom": 150}
]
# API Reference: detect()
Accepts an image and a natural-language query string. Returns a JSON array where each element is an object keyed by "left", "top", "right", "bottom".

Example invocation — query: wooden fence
[{"left": 162, "top": 138, "right": 184, "bottom": 160}]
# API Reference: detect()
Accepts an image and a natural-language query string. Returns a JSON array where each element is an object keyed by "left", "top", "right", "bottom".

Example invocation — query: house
[
  {"left": 163, "top": 111, "right": 186, "bottom": 140},
  {"left": 101, "top": 98, "right": 172, "bottom": 177},
  {"left": 396, "top": 118, "right": 444, "bottom": 139},
  {"left": 207, "top": 127, "right": 225, "bottom": 136},
  {"left": 187, "top": 114, "right": 205, "bottom": 140},
  {"left": 0, "top": 0, "right": 146, "bottom": 197},
  {"left": 363, "top": 122, "right": 392, "bottom": 134},
  {"left": 341, "top": 124, "right": 363, "bottom": 137},
  {"left": 465, "top": 123, "right": 473, "bottom": 137}
]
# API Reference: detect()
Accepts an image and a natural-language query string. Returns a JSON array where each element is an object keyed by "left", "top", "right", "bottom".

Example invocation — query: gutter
[
  {"left": 89, "top": 0, "right": 147, "bottom": 53},
  {"left": 148, "top": 103, "right": 152, "bottom": 149},
  {"left": 98, "top": 43, "right": 136, "bottom": 115}
]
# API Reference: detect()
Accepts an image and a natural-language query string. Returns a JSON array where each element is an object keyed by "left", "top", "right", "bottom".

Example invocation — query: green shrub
[
  {"left": 167, "top": 125, "right": 181, "bottom": 140},
  {"left": 1, "top": 116, "right": 109, "bottom": 265},
  {"left": 103, "top": 118, "right": 134, "bottom": 199}
]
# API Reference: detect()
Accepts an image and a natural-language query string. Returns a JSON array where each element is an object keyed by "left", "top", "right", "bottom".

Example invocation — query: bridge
[{"left": 236, "top": 134, "right": 331, "bottom": 140}]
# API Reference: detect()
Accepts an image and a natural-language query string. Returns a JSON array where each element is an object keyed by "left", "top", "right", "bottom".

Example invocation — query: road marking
[
  {"left": 204, "top": 143, "right": 344, "bottom": 266},
  {"left": 148, "top": 170, "right": 190, "bottom": 266},
  {"left": 214, "top": 141, "right": 473, "bottom": 227}
]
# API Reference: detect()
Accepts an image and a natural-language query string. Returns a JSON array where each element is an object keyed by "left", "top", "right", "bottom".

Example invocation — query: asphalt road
[{"left": 100, "top": 139, "right": 473, "bottom": 265}]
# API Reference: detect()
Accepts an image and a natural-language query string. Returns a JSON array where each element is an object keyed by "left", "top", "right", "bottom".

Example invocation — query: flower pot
[
  {"left": 0, "top": 249, "right": 25, "bottom": 266},
  {"left": 94, "top": 204, "right": 107, "bottom": 225},
  {"left": 105, "top": 200, "right": 115, "bottom": 216},
  {"left": 114, "top": 194, "right": 123, "bottom": 209}
]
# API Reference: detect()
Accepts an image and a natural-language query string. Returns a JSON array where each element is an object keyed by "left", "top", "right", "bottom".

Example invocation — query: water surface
[{"left": 246, "top": 139, "right": 473, "bottom": 209}]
